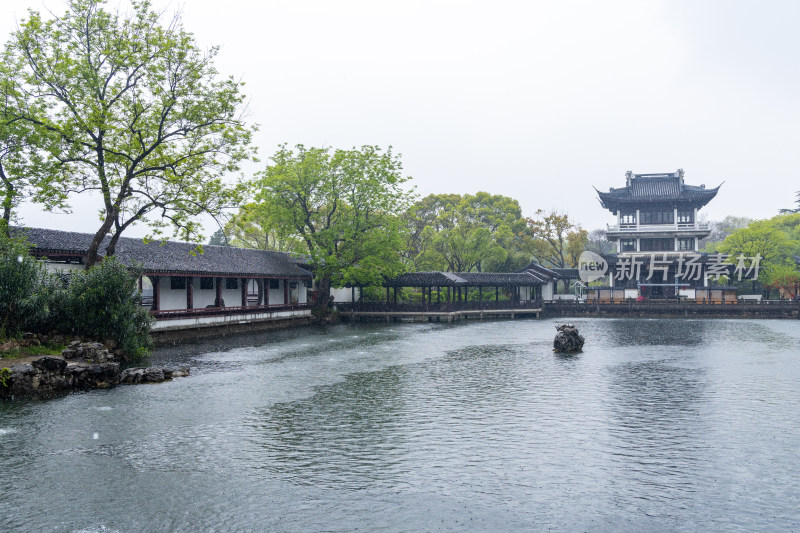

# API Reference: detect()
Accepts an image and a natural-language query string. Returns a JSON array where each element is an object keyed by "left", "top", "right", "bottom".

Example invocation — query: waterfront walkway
[
  {"left": 545, "top": 299, "right": 800, "bottom": 319},
  {"left": 337, "top": 301, "right": 543, "bottom": 322}
]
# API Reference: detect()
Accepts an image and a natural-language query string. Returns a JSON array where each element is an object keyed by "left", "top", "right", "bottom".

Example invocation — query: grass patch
[{"left": 0, "top": 343, "right": 65, "bottom": 359}]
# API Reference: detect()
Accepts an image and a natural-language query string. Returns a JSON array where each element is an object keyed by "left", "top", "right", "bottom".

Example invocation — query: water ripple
[{"left": 2, "top": 319, "right": 800, "bottom": 531}]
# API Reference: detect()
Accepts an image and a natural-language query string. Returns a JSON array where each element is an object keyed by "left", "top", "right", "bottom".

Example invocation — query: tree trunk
[
  {"left": 106, "top": 231, "right": 122, "bottom": 258},
  {"left": 316, "top": 277, "right": 333, "bottom": 314},
  {"left": 1, "top": 167, "right": 14, "bottom": 237},
  {"left": 85, "top": 216, "right": 115, "bottom": 269}
]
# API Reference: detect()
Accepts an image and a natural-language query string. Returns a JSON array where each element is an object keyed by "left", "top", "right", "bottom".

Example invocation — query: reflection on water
[
  {"left": 1, "top": 319, "right": 800, "bottom": 532},
  {"left": 248, "top": 365, "right": 409, "bottom": 489}
]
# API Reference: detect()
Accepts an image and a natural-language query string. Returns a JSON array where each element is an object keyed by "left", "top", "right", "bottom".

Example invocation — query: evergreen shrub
[
  {"left": 0, "top": 234, "right": 49, "bottom": 338},
  {"left": 59, "top": 258, "right": 154, "bottom": 357}
]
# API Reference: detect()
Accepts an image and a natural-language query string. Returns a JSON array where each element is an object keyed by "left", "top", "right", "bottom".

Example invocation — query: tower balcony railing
[{"left": 607, "top": 222, "right": 710, "bottom": 233}]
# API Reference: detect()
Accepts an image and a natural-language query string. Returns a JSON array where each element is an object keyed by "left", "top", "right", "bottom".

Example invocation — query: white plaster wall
[
  {"left": 542, "top": 282, "right": 554, "bottom": 301},
  {"left": 624, "top": 289, "right": 639, "bottom": 299},
  {"left": 160, "top": 277, "right": 187, "bottom": 310},
  {"left": 44, "top": 262, "right": 84, "bottom": 274},
  {"left": 268, "top": 281, "right": 285, "bottom": 305},
  {"left": 221, "top": 284, "right": 241, "bottom": 307},
  {"left": 151, "top": 308, "right": 312, "bottom": 330},
  {"left": 159, "top": 276, "right": 309, "bottom": 309},
  {"left": 192, "top": 278, "right": 217, "bottom": 308},
  {"left": 679, "top": 288, "right": 697, "bottom": 299},
  {"left": 738, "top": 294, "right": 762, "bottom": 302},
  {"left": 331, "top": 287, "right": 360, "bottom": 303}
]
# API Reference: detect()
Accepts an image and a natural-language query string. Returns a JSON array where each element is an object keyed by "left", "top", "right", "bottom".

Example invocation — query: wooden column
[
  {"left": 263, "top": 279, "right": 269, "bottom": 306},
  {"left": 152, "top": 276, "right": 160, "bottom": 311},
  {"left": 479, "top": 286, "right": 482, "bottom": 305},
  {"left": 437, "top": 287, "right": 440, "bottom": 303},
  {"left": 394, "top": 286, "right": 398, "bottom": 303},
  {"left": 186, "top": 277, "right": 193, "bottom": 309},
  {"left": 215, "top": 277, "right": 223, "bottom": 307},
  {"left": 241, "top": 278, "right": 247, "bottom": 307},
  {"left": 495, "top": 286, "right": 499, "bottom": 302},
  {"left": 284, "top": 280, "right": 289, "bottom": 305}
]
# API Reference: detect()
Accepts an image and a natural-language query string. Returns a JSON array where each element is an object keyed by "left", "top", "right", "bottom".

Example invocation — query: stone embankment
[{"left": 1, "top": 340, "right": 189, "bottom": 400}]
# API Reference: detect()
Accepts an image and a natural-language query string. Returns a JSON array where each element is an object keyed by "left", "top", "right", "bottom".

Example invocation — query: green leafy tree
[
  {"left": 54, "top": 258, "right": 153, "bottom": 356},
  {"left": 761, "top": 263, "right": 800, "bottom": 299},
  {"left": 207, "top": 228, "right": 228, "bottom": 246},
  {"left": 403, "top": 193, "right": 461, "bottom": 266},
  {"left": 586, "top": 228, "right": 614, "bottom": 254},
  {"left": 0, "top": 233, "right": 49, "bottom": 338},
  {"left": 717, "top": 219, "right": 797, "bottom": 265},
  {"left": 566, "top": 228, "right": 589, "bottom": 267},
  {"left": 417, "top": 223, "right": 507, "bottom": 272},
  {"left": 526, "top": 210, "right": 584, "bottom": 268},
  {"left": 2, "top": 0, "right": 255, "bottom": 267},
  {"left": 254, "top": 144, "right": 414, "bottom": 311},
  {"left": 223, "top": 203, "right": 305, "bottom": 253},
  {"left": 410, "top": 192, "right": 530, "bottom": 272},
  {"left": 0, "top": 111, "right": 30, "bottom": 235},
  {"left": 0, "top": 64, "right": 66, "bottom": 235},
  {"left": 702, "top": 215, "right": 753, "bottom": 252},
  {"left": 770, "top": 212, "right": 800, "bottom": 242}
]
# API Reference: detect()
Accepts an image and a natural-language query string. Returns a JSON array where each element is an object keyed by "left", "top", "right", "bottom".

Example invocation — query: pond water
[{"left": 1, "top": 318, "right": 800, "bottom": 532}]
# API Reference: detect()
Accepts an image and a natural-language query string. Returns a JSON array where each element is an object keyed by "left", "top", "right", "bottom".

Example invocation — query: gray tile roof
[
  {"left": 455, "top": 272, "right": 545, "bottom": 286},
  {"left": 596, "top": 172, "right": 721, "bottom": 211},
  {"left": 518, "top": 261, "right": 561, "bottom": 280},
  {"left": 549, "top": 268, "right": 580, "bottom": 279},
  {"left": 14, "top": 227, "right": 312, "bottom": 279},
  {"left": 387, "top": 272, "right": 467, "bottom": 287},
  {"left": 386, "top": 271, "right": 546, "bottom": 287}
]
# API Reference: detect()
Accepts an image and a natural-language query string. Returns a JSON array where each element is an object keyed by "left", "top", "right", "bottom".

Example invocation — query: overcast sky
[{"left": 3, "top": 0, "right": 799, "bottom": 238}]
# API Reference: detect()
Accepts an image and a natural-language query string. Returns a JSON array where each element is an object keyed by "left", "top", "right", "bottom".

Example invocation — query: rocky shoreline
[{"left": 1, "top": 340, "right": 189, "bottom": 400}]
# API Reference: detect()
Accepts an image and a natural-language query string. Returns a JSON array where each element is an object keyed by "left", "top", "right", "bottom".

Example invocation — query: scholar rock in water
[{"left": 553, "top": 324, "right": 585, "bottom": 354}]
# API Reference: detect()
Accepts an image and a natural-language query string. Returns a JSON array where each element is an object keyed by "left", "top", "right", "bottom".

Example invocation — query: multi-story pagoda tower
[
  {"left": 597, "top": 169, "right": 719, "bottom": 254},
  {"left": 594, "top": 169, "right": 725, "bottom": 299}
]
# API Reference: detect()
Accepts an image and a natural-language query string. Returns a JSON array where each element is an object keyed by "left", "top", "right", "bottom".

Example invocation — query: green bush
[
  {"left": 59, "top": 258, "right": 154, "bottom": 357},
  {"left": 0, "top": 234, "right": 153, "bottom": 356},
  {"left": 0, "top": 234, "right": 49, "bottom": 338}
]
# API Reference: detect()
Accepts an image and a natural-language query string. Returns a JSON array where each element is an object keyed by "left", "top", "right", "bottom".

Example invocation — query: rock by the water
[
  {"left": 69, "top": 363, "right": 120, "bottom": 390},
  {"left": 119, "top": 366, "right": 190, "bottom": 385},
  {"left": 553, "top": 324, "right": 585, "bottom": 354},
  {"left": 62, "top": 342, "right": 114, "bottom": 363},
  {"left": 31, "top": 356, "right": 67, "bottom": 373},
  {"left": 1, "top": 356, "right": 189, "bottom": 399}
]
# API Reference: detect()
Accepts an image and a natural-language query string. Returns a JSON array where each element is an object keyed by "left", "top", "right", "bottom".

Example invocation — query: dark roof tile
[
  {"left": 596, "top": 172, "right": 721, "bottom": 211},
  {"left": 14, "top": 227, "right": 311, "bottom": 278}
]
